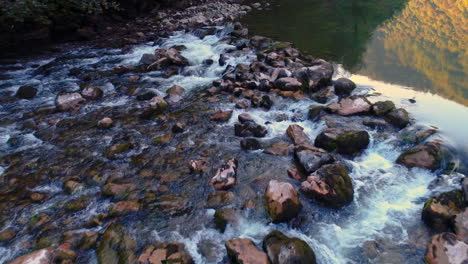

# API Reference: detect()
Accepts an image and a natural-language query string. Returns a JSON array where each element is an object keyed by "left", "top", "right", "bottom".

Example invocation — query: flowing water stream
[{"left": 0, "top": 16, "right": 465, "bottom": 264}]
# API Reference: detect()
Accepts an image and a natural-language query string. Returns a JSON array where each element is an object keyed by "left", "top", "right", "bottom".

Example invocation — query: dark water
[{"left": 242, "top": 0, "right": 468, "bottom": 106}]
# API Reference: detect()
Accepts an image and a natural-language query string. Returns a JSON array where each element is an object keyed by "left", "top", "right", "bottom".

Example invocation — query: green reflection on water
[{"left": 242, "top": 0, "right": 468, "bottom": 106}]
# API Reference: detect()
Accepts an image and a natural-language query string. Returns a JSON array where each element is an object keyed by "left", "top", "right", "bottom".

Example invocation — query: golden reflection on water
[{"left": 359, "top": 0, "right": 468, "bottom": 106}]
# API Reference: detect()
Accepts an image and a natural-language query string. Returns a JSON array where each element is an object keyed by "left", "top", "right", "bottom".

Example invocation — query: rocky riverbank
[{"left": 0, "top": 1, "right": 466, "bottom": 263}]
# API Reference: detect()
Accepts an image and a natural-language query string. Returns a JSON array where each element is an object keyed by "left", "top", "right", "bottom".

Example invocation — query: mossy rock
[
  {"left": 308, "top": 106, "right": 324, "bottom": 121},
  {"left": 372, "top": 101, "right": 395, "bottom": 116},
  {"left": 262, "top": 230, "right": 316, "bottom": 264},
  {"left": 96, "top": 224, "right": 137, "bottom": 264},
  {"left": 422, "top": 190, "right": 463, "bottom": 232},
  {"left": 104, "top": 142, "right": 134, "bottom": 159}
]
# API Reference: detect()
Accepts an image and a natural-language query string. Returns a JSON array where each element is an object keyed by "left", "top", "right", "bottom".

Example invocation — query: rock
[
  {"left": 238, "top": 113, "right": 254, "bottom": 124},
  {"left": 102, "top": 182, "right": 136, "bottom": 200},
  {"left": 141, "top": 96, "right": 168, "bottom": 119},
  {"left": 30, "top": 192, "right": 45, "bottom": 202},
  {"left": 55, "top": 243, "right": 77, "bottom": 261},
  {"left": 15, "top": 85, "right": 37, "bottom": 99},
  {"left": 55, "top": 92, "right": 86, "bottom": 111},
  {"left": 275, "top": 77, "right": 303, "bottom": 91},
  {"left": 136, "top": 90, "right": 157, "bottom": 101},
  {"left": 385, "top": 108, "right": 410, "bottom": 129},
  {"left": 241, "top": 138, "right": 261, "bottom": 150},
  {"left": 236, "top": 100, "right": 251, "bottom": 109},
  {"left": 210, "top": 159, "right": 237, "bottom": 190},
  {"left": 296, "top": 60, "right": 334, "bottom": 91},
  {"left": 214, "top": 208, "right": 239, "bottom": 232},
  {"left": 315, "top": 128, "right": 370, "bottom": 155},
  {"left": 81, "top": 86, "right": 103, "bottom": 100},
  {"left": 104, "top": 142, "right": 134, "bottom": 160},
  {"left": 294, "top": 145, "right": 334, "bottom": 173},
  {"left": 166, "top": 84, "right": 185, "bottom": 96},
  {"left": 211, "top": 110, "right": 233, "bottom": 122},
  {"left": 138, "top": 242, "right": 194, "bottom": 264},
  {"left": 226, "top": 238, "right": 270, "bottom": 264},
  {"left": 64, "top": 180, "right": 83, "bottom": 194},
  {"left": 464, "top": 177, "right": 468, "bottom": 203},
  {"left": 97, "top": 224, "right": 137, "bottom": 264},
  {"left": 189, "top": 158, "right": 209, "bottom": 174},
  {"left": 286, "top": 124, "right": 311, "bottom": 145},
  {"left": 154, "top": 194, "right": 190, "bottom": 216},
  {"left": 334, "top": 78, "right": 356, "bottom": 96},
  {"left": 172, "top": 122, "right": 185, "bottom": 133},
  {"left": 0, "top": 228, "right": 16, "bottom": 243},
  {"left": 265, "top": 180, "right": 302, "bottom": 223},
  {"left": 235, "top": 122, "right": 268, "bottom": 138},
  {"left": 308, "top": 106, "right": 325, "bottom": 121},
  {"left": 396, "top": 141, "right": 442, "bottom": 171},
  {"left": 399, "top": 126, "right": 437, "bottom": 144},
  {"left": 262, "top": 230, "right": 316, "bottom": 264},
  {"left": 326, "top": 95, "right": 372, "bottom": 116},
  {"left": 264, "top": 142, "right": 290, "bottom": 156},
  {"left": 300, "top": 163, "right": 354, "bottom": 209},
  {"left": 97, "top": 117, "right": 113, "bottom": 129},
  {"left": 7, "top": 248, "right": 53, "bottom": 264},
  {"left": 454, "top": 208, "right": 468, "bottom": 242},
  {"left": 78, "top": 231, "right": 98, "bottom": 250},
  {"left": 311, "top": 87, "right": 334, "bottom": 104},
  {"left": 422, "top": 190, "right": 463, "bottom": 232},
  {"left": 206, "top": 191, "right": 235, "bottom": 208},
  {"left": 109, "top": 200, "right": 140, "bottom": 216},
  {"left": 372, "top": 101, "right": 395, "bottom": 116},
  {"left": 425, "top": 232, "right": 468, "bottom": 264},
  {"left": 140, "top": 53, "right": 158, "bottom": 65}
]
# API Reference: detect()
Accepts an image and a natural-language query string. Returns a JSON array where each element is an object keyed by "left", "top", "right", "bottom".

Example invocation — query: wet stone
[
  {"left": 226, "top": 238, "right": 270, "bottom": 264},
  {"left": 241, "top": 138, "right": 262, "bottom": 150},
  {"left": 263, "top": 230, "right": 316, "bottom": 264},
  {"left": 210, "top": 159, "right": 237, "bottom": 190},
  {"left": 206, "top": 191, "right": 236, "bottom": 208},
  {"left": 265, "top": 180, "right": 302, "bottom": 223},
  {"left": 264, "top": 142, "right": 291, "bottom": 156}
]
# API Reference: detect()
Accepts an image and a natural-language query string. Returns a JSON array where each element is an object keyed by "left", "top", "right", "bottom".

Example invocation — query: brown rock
[
  {"left": 209, "top": 159, "right": 237, "bottom": 190},
  {"left": 55, "top": 92, "right": 85, "bottom": 111},
  {"left": 326, "top": 95, "right": 372, "bottom": 116},
  {"left": 226, "top": 238, "right": 270, "bottom": 264},
  {"left": 97, "top": 117, "right": 113, "bottom": 129},
  {"left": 455, "top": 208, "right": 468, "bottom": 243},
  {"left": 286, "top": 124, "right": 310, "bottom": 145},
  {"left": 265, "top": 180, "right": 302, "bottom": 223},
  {"left": 397, "top": 141, "right": 442, "bottom": 171},
  {"left": 211, "top": 110, "right": 233, "bottom": 122},
  {"left": 138, "top": 242, "right": 193, "bottom": 264},
  {"left": 264, "top": 142, "right": 290, "bottom": 156},
  {"left": 425, "top": 232, "right": 468, "bottom": 264},
  {"left": 0, "top": 228, "right": 16, "bottom": 242},
  {"left": 206, "top": 191, "right": 235, "bottom": 208},
  {"left": 81, "top": 86, "right": 103, "bottom": 100},
  {"left": 8, "top": 248, "right": 53, "bottom": 264},
  {"left": 109, "top": 200, "right": 140, "bottom": 216}
]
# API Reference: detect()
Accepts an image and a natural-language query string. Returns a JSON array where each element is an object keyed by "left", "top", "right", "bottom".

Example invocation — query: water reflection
[{"left": 242, "top": 0, "right": 468, "bottom": 105}]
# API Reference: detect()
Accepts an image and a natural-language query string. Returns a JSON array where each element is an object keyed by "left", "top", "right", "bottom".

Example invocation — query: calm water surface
[{"left": 243, "top": 0, "right": 468, "bottom": 165}]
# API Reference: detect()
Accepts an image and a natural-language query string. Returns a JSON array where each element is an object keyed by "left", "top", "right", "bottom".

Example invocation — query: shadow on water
[{"left": 241, "top": 0, "right": 409, "bottom": 71}]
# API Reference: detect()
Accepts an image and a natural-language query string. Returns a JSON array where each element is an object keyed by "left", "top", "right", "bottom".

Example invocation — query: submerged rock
[
  {"left": 211, "top": 110, "right": 233, "bottom": 122},
  {"left": 0, "top": 228, "right": 16, "bottom": 243},
  {"left": 15, "top": 85, "right": 37, "bottom": 99},
  {"left": 326, "top": 95, "right": 372, "bottom": 116},
  {"left": 209, "top": 159, "right": 237, "bottom": 190},
  {"left": 263, "top": 230, "right": 316, "bottom": 264},
  {"left": 241, "top": 138, "right": 262, "bottom": 150},
  {"left": 301, "top": 163, "right": 353, "bottom": 209},
  {"left": 454, "top": 208, "right": 468, "bottom": 243},
  {"left": 265, "top": 180, "right": 302, "bottom": 223},
  {"left": 214, "top": 208, "right": 239, "bottom": 232},
  {"left": 55, "top": 92, "right": 86, "bottom": 111},
  {"left": 422, "top": 190, "right": 463, "bottom": 232},
  {"left": 96, "top": 224, "right": 137, "bottom": 264},
  {"left": 315, "top": 128, "right": 369, "bottom": 155},
  {"left": 206, "top": 190, "right": 235, "bottom": 208},
  {"left": 226, "top": 238, "right": 270, "bottom": 264},
  {"left": 7, "top": 248, "right": 53, "bottom": 264},
  {"left": 397, "top": 141, "right": 442, "bottom": 171},
  {"left": 109, "top": 200, "right": 140, "bottom": 216},
  {"left": 81, "top": 86, "right": 103, "bottom": 100},
  {"left": 264, "top": 142, "right": 291, "bottom": 156},
  {"left": 334, "top": 78, "right": 356, "bottom": 96},
  {"left": 424, "top": 232, "right": 468, "bottom": 264},
  {"left": 138, "top": 242, "right": 194, "bottom": 264}
]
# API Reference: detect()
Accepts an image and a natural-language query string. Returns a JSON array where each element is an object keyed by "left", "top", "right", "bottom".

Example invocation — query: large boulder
[
  {"left": 262, "top": 230, "right": 316, "bottom": 264},
  {"left": 226, "top": 238, "right": 270, "bottom": 264},
  {"left": 275, "top": 77, "right": 303, "bottom": 91},
  {"left": 294, "top": 145, "right": 334, "bottom": 173},
  {"left": 7, "top": 248, "right": 53, "bottom": 264},
  {"left": 265, "top": 180, "right": 302, "bottom": 223},
  {"left": 396, "top": 141, "right": 442, "bottom": 171},
  {"left": 326, "top": 95, "right": 372, "bottom": 116},
  {"left": 422, "top": 190, "right": 464, "bottom": 232},
  {"left": 55, "top": 92, "right": 85, "bottom": 111},
  {"left": 334, "top": 78, "right": 356, "bottom": 96},
  {"left": 385, "top": 108, "right": 410, "bottom": 128},
  {"left": 296, "top": 59, "right": 334, "bottom": 91},
  {"left": 425, "top": 232, "right": 468, "bottom": 264},
  {"left": 209, "top": 159, "right": 237, "bottom": 190},
  {"left": 315, "top": 128, "right": 370, "bottom": 155},
  {"left": 138, "top": 242, "right": 194, "bottom": 264},
  {"left": 96, "top": 224, "right": 137, "bottom": 264},
  {"left": 286, "top": 124, "right": 311, "bottom": 145},
  {"left": 300, "top": 163, "right": 354, "bottom": 209},
  {"left": 15, "top": 85, "right": 37, "bottom": 99}
]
